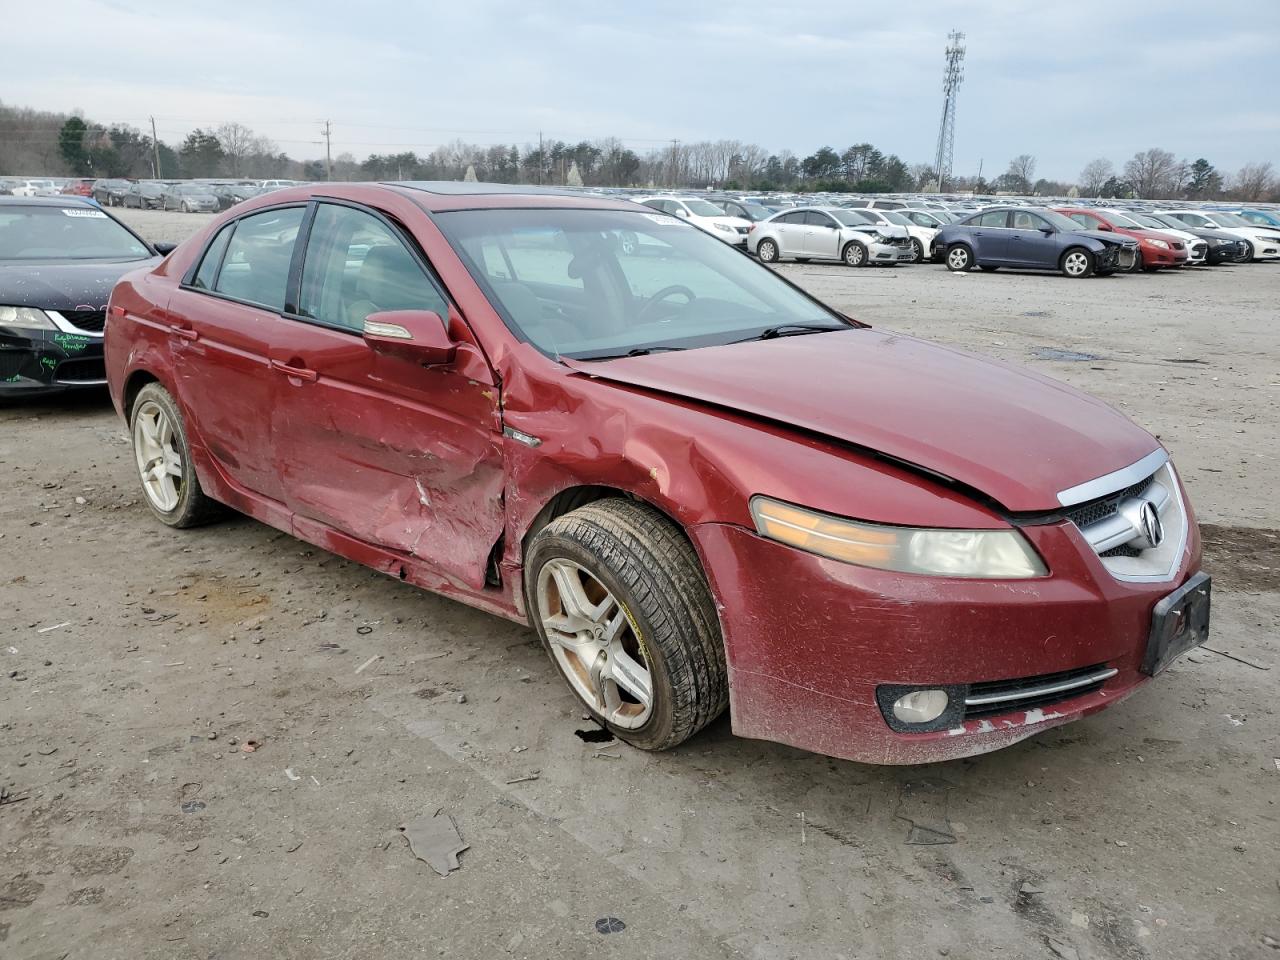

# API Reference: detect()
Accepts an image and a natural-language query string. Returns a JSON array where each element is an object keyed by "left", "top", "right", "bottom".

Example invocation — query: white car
[
  {"left": 1156, "top": 209, "right": 1280, "bottom": 261},
  {"left": 843, "top": 208, "right": 936, "bottom": 263},
  {"left": 900, "top": 209, "right": 954, "bottom": 229},
  {"left": 9, "top": 179, "right": 59, "bottom": 197},
  {"left": 747, "top": 206, "right": 914, "bottom": 266},
  {"left": 634, "top": 196, "right": 751, "bottom": 246}
]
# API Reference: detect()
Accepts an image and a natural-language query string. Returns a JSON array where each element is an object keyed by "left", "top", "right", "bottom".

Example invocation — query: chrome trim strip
[
  {"left": 1056, "top": 448, "right": 1168, "bottom": 507},
  {"left": 964, "top": 667, "right": 1118, "bottom": 707},
  {"left": 45, "top": 310, "right": 105, "bottom": 338}
]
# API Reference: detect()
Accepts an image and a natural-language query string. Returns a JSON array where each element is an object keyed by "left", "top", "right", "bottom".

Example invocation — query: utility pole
[
  {"left": 669, "top": 139, "right": 680, "bottom": 187},
  {"left": 932, "top": 30, "right": 966, "bottom": 193},
  {"left": 321, "top": 120, "right": 332, "bottom": 180},
  {"left": 538, "top": 130, "right": 543, "bottom": 185},
  {"left": 976, "top": 157, "right": 984, "bottom": 191},
  {"left": 150, "top": 115, "right": 161, "bottom": 178}
]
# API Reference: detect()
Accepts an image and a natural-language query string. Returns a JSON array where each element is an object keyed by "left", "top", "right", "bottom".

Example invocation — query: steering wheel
[{"left": 636, "top": 284, "right": 696, "bottom": 324}]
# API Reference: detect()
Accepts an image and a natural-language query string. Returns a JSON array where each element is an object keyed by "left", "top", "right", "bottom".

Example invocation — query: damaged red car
[{"left": 104, "top": 183, "right": 1209, "bottom": 764}]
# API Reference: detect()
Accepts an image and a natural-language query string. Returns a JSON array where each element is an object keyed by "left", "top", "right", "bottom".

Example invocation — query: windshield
[
  {"left": 1104, "top": 211, "right": 1142, "bottom": 228},
  {"left": 1210, "top": 212, "right": 1250, "bottom": 227},
  {"left": 684, "top": 200, "right": 727, "bottom": 217},
  {"left": 831, "top": 210, "right": 873, "bottom": 226},
  {"left": 880, "top": 211, "right": 911, "bottom": 226},
  {"left": 737, "top": 204, "right": 772, "bottom": 221},
  {"left": 437, "top": 207, "right": 847, "bottom": 360},
  {"left": 0, "top": 206, "right": 151, "bottom": 261}
]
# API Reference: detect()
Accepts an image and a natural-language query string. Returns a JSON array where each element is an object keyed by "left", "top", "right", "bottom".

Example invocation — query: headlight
[
  {"left": 1143, "top": 238, "right": 1170, "bottom": 249},
  {"left": 713, "top": 223, "right": 734, "bottom": 233},
  {"left": 869, "top": 232, "right": 888, "bottom": 243},
  {"left": 749, "top": 496, "right": 1047, "bottom": 578},
  {"left": 0, "top": 305, "right": 56, "bottom": 330}
]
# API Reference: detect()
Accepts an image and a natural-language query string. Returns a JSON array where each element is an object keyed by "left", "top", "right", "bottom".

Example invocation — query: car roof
[
  {"left": 238, "top": 181, "right": 643, "bottom": 214},
  {"left": 0, "top": 195, "right": 96, "bottom": 207}
]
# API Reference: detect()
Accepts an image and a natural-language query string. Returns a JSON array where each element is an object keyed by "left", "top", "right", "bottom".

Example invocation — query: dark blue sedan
[{"left": 935, "top": 207, "right": 1139, "bottom": 278}]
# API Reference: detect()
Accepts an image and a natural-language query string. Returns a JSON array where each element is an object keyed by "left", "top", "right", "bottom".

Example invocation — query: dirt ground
[{"left": 2, "top": 208, "right": 1277, "bottom": 960}]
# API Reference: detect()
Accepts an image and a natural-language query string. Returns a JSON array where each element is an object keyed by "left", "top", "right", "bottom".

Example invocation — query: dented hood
[{"left": 567, "top": 329, "right": 1160, "bottom": 512}]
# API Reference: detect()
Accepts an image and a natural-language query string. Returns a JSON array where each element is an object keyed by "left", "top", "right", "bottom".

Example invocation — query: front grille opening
[
  {"left": 1064, "top": 477, "right": 1153, "bottom": 529},
  {"left": 54, "top": 357, "right": 106, "bottom": 383},
  {"left": 963, "top": 663, "right": 1110, "bottom": 721},
  {"left": 60, "top": 309, "right": 106, "bottom": 333}
]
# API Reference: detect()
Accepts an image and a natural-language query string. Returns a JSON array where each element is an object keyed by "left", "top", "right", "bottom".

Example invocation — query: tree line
[{"left": 2, "top": 100, "right": 1276, "bottom": 200}]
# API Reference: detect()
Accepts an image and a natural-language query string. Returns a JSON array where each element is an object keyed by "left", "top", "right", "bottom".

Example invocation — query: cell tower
[{"left": 932, "top": 30, "right": 966, "bottom": 192}]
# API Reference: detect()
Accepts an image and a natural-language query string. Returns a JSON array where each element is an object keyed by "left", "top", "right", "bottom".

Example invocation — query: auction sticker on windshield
[
  {"left": 62, "top": 208, "right": 107, "bottom": 218},
  {"left": 642, "top": 214, "right": 681, "bottom": 226}
]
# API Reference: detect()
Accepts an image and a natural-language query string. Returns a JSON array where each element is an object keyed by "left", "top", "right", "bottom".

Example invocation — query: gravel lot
[{"left": 3, "top": 207, "right": 1278, "bottom": 960}]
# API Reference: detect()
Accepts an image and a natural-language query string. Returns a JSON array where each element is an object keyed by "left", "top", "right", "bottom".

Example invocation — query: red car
[
  {"left": 104, "top": 183, "right": 1208, "bottom": 764},
  {"left": 59, "top": 178, "right": 96, "bottom": 198},
  {"left": 1055, "top": 207, "right": 1190, "bottom": 270}
]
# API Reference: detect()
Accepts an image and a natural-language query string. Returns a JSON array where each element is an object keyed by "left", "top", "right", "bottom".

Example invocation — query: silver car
[{"left": 747, "top": 206, "right": 915, "bottom": 267}]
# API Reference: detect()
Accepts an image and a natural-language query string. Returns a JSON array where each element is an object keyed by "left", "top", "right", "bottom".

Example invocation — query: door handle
[
  {"left": 170, "top": 326, "right": 199, "bottom": 341},
  {"left": 270, "top": 359, "right": 317, "bottom": 382}
]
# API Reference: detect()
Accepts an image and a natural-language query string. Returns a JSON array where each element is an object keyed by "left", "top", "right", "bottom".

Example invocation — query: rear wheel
[
  {"left": 525, "top": 499, "right": 727, "bottom": 751},
  {"left": 129, "top": 383, "right": 222, "bottom": 528},
  {"left": 1060, "top": 247, "right": 1095, "bottom": 278},
  {"left": 945, "top": 244, "right": 974, "bottom": 271},
  {"left": 756, "top": 238, "right": 779, "bottom": 263},
  {"left": 843, "top": 241, "right": 868, "bottom": 267}
]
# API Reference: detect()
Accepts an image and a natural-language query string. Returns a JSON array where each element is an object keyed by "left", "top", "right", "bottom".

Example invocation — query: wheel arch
[
  {"left": 122, "top": 368, "right": 162, "bottom": 420},
  {"left": 520, "top": 483, "right": 696, "bottom": 558}
]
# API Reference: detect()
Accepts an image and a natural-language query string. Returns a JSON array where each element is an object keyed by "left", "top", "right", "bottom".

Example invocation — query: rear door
[
  {"left": 268, "top": 200, "right": 504, "bottom": 590},
  {"left": 167, "top": 205, "right": 306, "bottom": 507},
  {"left": 966, "top": 210, "right": 1011, "bottom": 262},
  {"left": 771, "top": 212, "right": 807, "bottom": 255}
]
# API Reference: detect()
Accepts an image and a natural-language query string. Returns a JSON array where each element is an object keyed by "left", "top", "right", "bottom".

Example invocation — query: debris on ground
[
  {"left": 575, "top": 727, "right": 615, "bottom": 744},
  {"left": 1203, "top": 647, "right": 1270, "bottom": 670},
  {"left": 285, "top": 768, "right": 301, "bottom": 782},
  {"left": 399, "top": 809, "right": 468, "bottom": 877},
  {"left": 1, "top": 785, "right": 30, "bottom": 807},
  {"left": 505, "top": 773, "right": 540, "bottom": 784},
  {"left": 241, "top": 739, "right": 262, "bottom": 753},
  {"left": 895, "top": 779, "right": 957, "bottom": 845},
  {"left": 594, "top": 917, "right": 626, "bottom": 934},
  {"left": 354, "top": 655, "right": 381, "bottom": 674},
  {"left": 1046, "top": 936, "right": 1080, "bottom": 960}
]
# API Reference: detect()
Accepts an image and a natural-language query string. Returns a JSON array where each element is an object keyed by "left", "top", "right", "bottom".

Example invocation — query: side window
[
  {"left": 974, "top": 211, "right": 1009, "bottom": 228},
  {"left": 777, "top": 212, "right": 804, "bottom": 225},
  {"left": 298, "top": 203, "right": 446, "bottom": 332},
  {"left": 641, "top": 199, "right": 665, "bottom": 213},
  {"left": 191, "top": 223, "right": 233, "bottom": 290},
  {"left": 214, "top": 207, "right": 304, "bottom": 311},
  {"left": 1011, "top": 211, "right": 1040, "bottom": 230},
  {"left": 803, "top": 211, "right": 835, "bottom": 228}
]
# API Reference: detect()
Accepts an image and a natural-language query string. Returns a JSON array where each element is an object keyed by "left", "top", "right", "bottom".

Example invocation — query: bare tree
[
  {"left": 1230, "top": 161, "right": 1275, "bottom": 202},
  {"left": 1079, "top": 158, "right": 1114, "bottom": 197},
  {"left": 1122, "top": 148, "right": 1180, "bottom": 199},
  {"left": 1004, "top": 154, "right": 1036, "bottom": 193},
  {"left": 215, "top": 122, "right": 258, "bottom": 177}
]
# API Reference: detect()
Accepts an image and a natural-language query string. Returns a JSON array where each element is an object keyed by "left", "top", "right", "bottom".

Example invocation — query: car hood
[
  {"left": 567, "top": 329, "right": 1160, "bottom": 512},
  {"left": 1070, "top": 229, "right": 1136, "bottom": 246},
  {"left": 846, "top": 223, "right": 909, "bottom": 240},
  {"left": 0, "top": 257, "right": 159, "bottom": 311}
]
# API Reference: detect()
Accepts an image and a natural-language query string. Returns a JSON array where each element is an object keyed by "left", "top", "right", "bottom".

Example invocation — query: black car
[
  {"left": 711, "top": 199, "right": 776, "bottom": 222},
  {"left": 92, "top": 178, "right": 135, "bottom": 207},
  {"left": 1124, "top": 211, "right": 1251, "bottom": 265},
  {"left": 123, "top": 182, "right": 167, "bottom": 209},
  {"left": 0, "top": 197, "right": 172, "bottom": 396}
]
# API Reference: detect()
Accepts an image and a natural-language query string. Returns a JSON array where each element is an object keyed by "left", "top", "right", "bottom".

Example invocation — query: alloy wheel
[
  {"left": 536, "top": 558, "right": 654, "bottom": 729},
  {"left": 1063, "top": 251, "right": 1089, "bottom": 276},
  {"left": 946, "top": 247, "right": 970, "bottom": 270},
  {"left": 133, "top": 399, "right": 184, "bottom": 512}
]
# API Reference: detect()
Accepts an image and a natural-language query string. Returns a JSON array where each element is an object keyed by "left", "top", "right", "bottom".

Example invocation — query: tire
[
  {"left": 129, "top": 383, "right": 222, "bottom": 529},
  {"left": 842, "top": 241, "right": 868, "bottom": 267},
  {"left": 524, "top": 499, "right": 727, "bottom": 752},
  {"left": 1060, "top": 247, "right": 1096, "bottom": 278},
  {"left": 756, "top": 238, "right": 779, "bottom": 263},
  {"left": 945, "top": 244, "right": 974, "bottom": 271},
  {"left": 909, "top": 238, "right": 925, "bottom": 263}
]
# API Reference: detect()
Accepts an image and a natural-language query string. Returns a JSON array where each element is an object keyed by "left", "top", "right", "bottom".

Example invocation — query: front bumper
[
  {"left": 1140, "top": 245, "right": 1189, "bottom": 268},
  {"left": 690, "top": 515, "right": 1201, "bottom": 765},
  {"left": 1205, "top": 240, "right": 1249, "bottom": 264},
  {"left": 0, "top": 325, "right": 106, "bottom": 395},
  {"left": 1100, "top": 245, "right": 1139, "bottom": 271},
  {"left": 868, "top": 240, "right": 916, "bottom": 263}
]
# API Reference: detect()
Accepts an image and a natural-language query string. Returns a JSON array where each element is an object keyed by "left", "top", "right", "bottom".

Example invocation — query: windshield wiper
[
  {"left": 729, "top": 323, "right": 847, "bottom": 344},
  {"left": 577, "top": 345, "right": 688, "bottom": 361}
]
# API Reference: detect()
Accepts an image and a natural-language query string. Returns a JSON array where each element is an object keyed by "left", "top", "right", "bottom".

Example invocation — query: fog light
[{"left": 892, "top": 690, "right": 950, "bottom": 725}]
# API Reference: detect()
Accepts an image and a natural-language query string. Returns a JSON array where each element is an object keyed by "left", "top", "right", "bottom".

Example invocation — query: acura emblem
[{"left": 1138, "top": 500, "right": 1164, "bottom": 549}]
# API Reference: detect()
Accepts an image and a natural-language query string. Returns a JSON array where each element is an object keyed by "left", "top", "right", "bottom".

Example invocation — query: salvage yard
[{"left": 3, "top": 208, "right": 1278, "bottom": 960}]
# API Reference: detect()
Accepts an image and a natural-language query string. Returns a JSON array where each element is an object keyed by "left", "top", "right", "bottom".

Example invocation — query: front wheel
[
  {"left": 525, "top": 499, "right": 727, "bottom": 751},
  {"left": 843, "top": 241, "right": 868, "bottom": 267},
  {"left": 130, "top": 383, "right": 223, "bottom": 528},
  {"left": 756, "top": 238, "right": 779, "bottom": 263},
  {"left": 945, "top": 244, "right": 974, "bottom": 271},
  {"left": 909, "top": 238, "right": 925, "bottom": 263},
  {"left": 1060, "top": 247, "right": 1096, "bottom": 278}
]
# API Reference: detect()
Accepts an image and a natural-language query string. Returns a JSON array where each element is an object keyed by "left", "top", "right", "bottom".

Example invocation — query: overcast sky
[{"left": 7, "top": 1, "right": 1278, "bottom": 181}]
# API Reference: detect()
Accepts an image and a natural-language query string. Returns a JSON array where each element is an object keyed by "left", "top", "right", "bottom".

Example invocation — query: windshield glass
[
  {"left": 437, "top": 207, "right": 847, "bottom": 360},
  {"left": 1040, "top": 209, "right": 1084, "bottom": 231},
  {"left": 1128, "top": 213, "right": 1169, "bottom": 229},
  {"left": 832, "top": 210, "right": 873, "bottom": 226},
  {"left": 684, "top": 200, "right": 726, "bottom": 217},
  {"left": 880, "top": 211, "right": 911, "bottom": 226},
  {"left": 737, "top": 204, "right": 772, "bottom": 221},
  {"left": 0, "top": 206, "right": 151, "bottom": 261},
  {"left": 1105, "top": 211, "right": 1142, "bottom": 228},
  {"left": 1211, "top": 212, "right": 1250, "bottom": 227}
]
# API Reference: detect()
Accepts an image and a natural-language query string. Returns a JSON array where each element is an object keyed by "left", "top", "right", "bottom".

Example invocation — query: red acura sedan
[
  {"left": 104, "top": 183, "right": 1209, "bottom": 764},
  {"left": 1055, "top": 207, "right": 1191, "bottom": 270}
]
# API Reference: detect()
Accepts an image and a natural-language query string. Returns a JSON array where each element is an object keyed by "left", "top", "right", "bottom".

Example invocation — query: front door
[
  {"left": 269, "top": 200, "right": 505, "bottom": 591},
  {"left": 1006, "top": 211, "right": 1061, "bottom": 268}
]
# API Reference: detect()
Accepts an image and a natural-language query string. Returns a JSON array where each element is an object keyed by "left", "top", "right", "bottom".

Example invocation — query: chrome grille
[{"left": 964, "top": 664, "right": 1116, "bottom": 719}]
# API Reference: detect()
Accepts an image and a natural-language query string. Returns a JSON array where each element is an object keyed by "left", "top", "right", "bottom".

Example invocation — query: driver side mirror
[
  {"left": 1096, "top": 224, "right": 1113, "bottom": 231},
  {"left": 674, "top": 208, "right": 690, "bottom": 218},
  {"left": 363, "top": 309, "right": 456, "bottom": 366},
  {"left": 153, "top": 242, "right": 178, "bottom": 255},
  {"left": 1041, "top": 226, "right": 1055, "bottom": 234}
]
